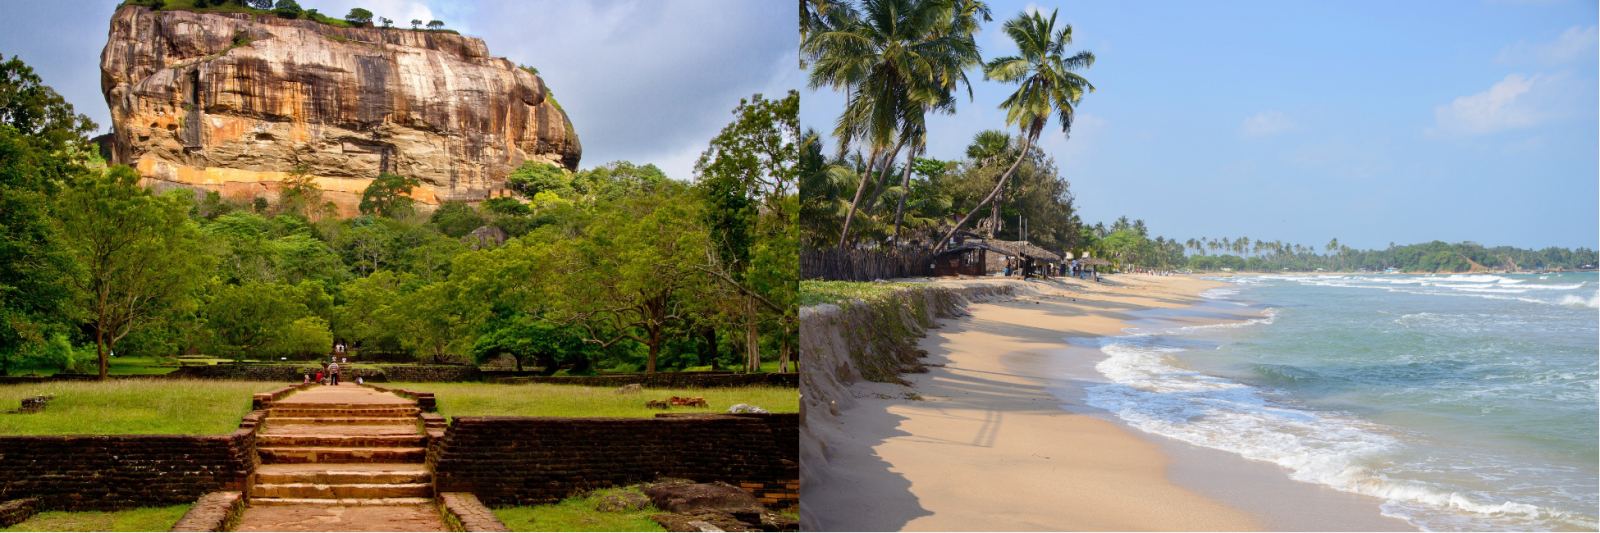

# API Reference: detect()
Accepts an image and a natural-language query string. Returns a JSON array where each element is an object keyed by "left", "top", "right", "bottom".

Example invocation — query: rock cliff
[{"left": 100, "top": 5, "right": 580, "bottom": 213}]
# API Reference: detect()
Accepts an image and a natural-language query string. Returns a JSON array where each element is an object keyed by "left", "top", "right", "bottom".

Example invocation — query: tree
[
  {"left": 273, "top": 0, "right": 302, "bottom": 18},
  {"left": 344, "top": 8, "right": 373, "bottom": 26},
  {"left": 411, "top": 19, "right": 423, "bottom": 29},
  {"left": 380, "top": 17, "right": 393, "bottom": 28},
  {"left": 470, "top": 315, "right": 592, "bottom": 374},
  {"left": 0, "top": 126, "right": 76, "bottom": 376},
  {"left": 55, "top": 166, "right": 210, "bottom": 378},
  {"left": 1, "top": 55, "right": 98, "bottom": 154},
  {"left": 386, "top": 281, "right": 469, "bottom": 363},
  {"left": 694, "top": 92, "right": 800, "bottom": 372},
  {"left": 559, "top": 188, "right": 710, "bottom": 373},
  {"left": 803, "top": 0, "right": 982, "bottom": 248},
  {"left": 570, "top": 161, "right": 671, "bottom": 202},
  {"left": 507, "top": 162, "right": 570, "bottom": 197},
  {"left": 934, "top": 8, "right": 1095, "bottom": 252},
  {"left": 359, "top": 173, "right": 419, "bottom": 218},
  {"left": 426, "top": 20, "right": 444, "bottom": 30},
  {"left": 204, "top": 282, "right": 312, "bottom": 359},
  {"left": 278, "top": 164, "right": 334, "bottom": 221}
]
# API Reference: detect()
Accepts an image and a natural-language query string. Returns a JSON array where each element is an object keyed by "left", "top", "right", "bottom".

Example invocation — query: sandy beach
[{"left": 804, "top": 273, "right": 1413, "bottom": 531}]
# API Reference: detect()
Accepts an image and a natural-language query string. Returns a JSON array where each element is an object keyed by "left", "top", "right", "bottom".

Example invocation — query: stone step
[
  {"left": 248, "top": 497, "right": 435, "bottom": 507},
  {"left": 258, "top": 447, "right": 426, "bottom": 464},
  {"left": 256, "top": 469, "right": 432, "bottom": 485},
  {"left": 250, "top": 483, "right": 433, "bottom": 499},
  {"left": 265, "top": 417, "right": 418, "bottom": 425},
  {"left": 258, "top": 435, "right": 425, "bottom": 448},
  {"left": 256, "top": 464, "right": 429, "bottom": 485},
  {"left": 260, "top": 424, "right": 422, "bottom": 437},
  {"left": 268, "top": 407, "right": 421, "bottom": 417}
]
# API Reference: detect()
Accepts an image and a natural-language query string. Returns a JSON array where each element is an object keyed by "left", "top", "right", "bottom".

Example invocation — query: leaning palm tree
[
  {"left": 804, "top": 0, "right": 980, "bottom": 248},
  {"left": 933, "top": 8, "right": 1093, "bottom": 253}
]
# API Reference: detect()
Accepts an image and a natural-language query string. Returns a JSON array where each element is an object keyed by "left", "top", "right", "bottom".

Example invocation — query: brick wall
[
  {"left": 0, "top": 428, "right": 258, "bottom": 511},
  {"left": 489, "top": 373, "right": 798, "bottom": 388},
  {"left": 429, "top": 413, "right": 798, "bottom": 508}
]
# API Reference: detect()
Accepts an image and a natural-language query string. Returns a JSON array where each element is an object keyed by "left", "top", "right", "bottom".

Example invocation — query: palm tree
[
  {"left": 804, "top": 0, "right": 981, "bottom": 248},
  {"left": 933, "top": 8, "right": 1093, "bottom": 252}
]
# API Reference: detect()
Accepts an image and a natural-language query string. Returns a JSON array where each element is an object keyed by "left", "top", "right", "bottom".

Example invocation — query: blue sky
[
  {"left": 0, "top": 1, "right": 797, "bottom": 181},
  {"left": 802, "top": 0, "right": 1599, "bottom": 251}
]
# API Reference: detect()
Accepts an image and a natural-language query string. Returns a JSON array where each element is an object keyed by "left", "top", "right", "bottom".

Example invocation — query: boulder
[
  {"left": 614, "top": 383, "right": 643, "bottom": 395},
  {"left": 462, "top": 226, "right": 509, "bottom": 250},
  {"left": 99, "top": 5, "right": 581, "bottom": 216},
  {"left": 640, "top": 482, "right": 763, "bottom": 523},
  {"left": 595, "top": 491, "right": 650, "bottom": 513},
  {"left": 725, "top": 404, "right": 768, "bottom": 414}
]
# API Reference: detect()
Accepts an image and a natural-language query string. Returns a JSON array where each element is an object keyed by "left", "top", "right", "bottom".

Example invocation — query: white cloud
[
  {"left": 1240, "top": 110, "right": 1297, "bottom": 137},
  {"left": 1497, "top": 25, "right": 1597, "bottom": 66},
  {"left": 1430, "top": 73, "right": 1566, "bottom": 136}
]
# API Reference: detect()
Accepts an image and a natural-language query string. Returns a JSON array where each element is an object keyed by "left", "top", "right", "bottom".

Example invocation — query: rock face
[{"left": 100, "top": 5, "right": 580, "bottom": 214}]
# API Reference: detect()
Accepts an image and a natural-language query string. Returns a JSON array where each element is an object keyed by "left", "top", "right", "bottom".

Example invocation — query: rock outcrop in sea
[{"left": 99, "top": 5, "right": 580, "bottom": 214}]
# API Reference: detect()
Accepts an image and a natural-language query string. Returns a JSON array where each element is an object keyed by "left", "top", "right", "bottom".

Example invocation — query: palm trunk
[
  {"left": 892, "top": 142, "right": 919, "bottom": 239},
  {"left": 864, "top": 140, "right": 905, "bottom": 213},
  {"left": 836, "top": 147, "right": 882, "bottom": 248},
  {"left": 933, "top": 135, "right": 1035, "bottom": 253}
]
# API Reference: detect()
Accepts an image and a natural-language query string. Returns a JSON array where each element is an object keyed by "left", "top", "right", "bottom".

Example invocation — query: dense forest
[
  {"left": 1072, "top": 218, "right": 1598, "bottom": 273},
  {"left": 0, "top": 55, "right": 798, "bottom": 377}
]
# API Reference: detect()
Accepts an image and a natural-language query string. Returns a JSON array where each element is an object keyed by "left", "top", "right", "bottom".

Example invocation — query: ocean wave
[
  {"left": 1557, "top": 292, "right": 1599, "bottom": 309},
  {"left": 1083, "top": 337, "right": 1582, "bottom": 532}
]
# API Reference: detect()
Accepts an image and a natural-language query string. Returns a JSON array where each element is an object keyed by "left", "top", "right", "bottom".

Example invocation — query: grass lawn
[
  {"left": 0, "top": 379, "right": 284, "bottom": 435},
  {"left": 493, "top": 488, "right": 664, "bottom": 532},
  {"left": 0, "top": 505, "right": 190, "bottom": 532},
  {"left": 388, "top": 382, "right": 797, "bottom": 418}
]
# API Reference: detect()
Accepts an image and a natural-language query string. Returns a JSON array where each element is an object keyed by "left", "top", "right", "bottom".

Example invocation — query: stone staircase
[{"left": 250, "top": 388, "right": 433, "bottom": 507}]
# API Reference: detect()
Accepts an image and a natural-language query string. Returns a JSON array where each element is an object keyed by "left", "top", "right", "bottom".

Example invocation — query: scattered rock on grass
[
  {"left": 669, "top": 396, "right": 707, "bottom": 407},
  {"left": 725, "top": 404, "right": 769, "bottom": 414},
  {"left": 645, "top": 400, "right": 670, "bottom": 409},
  {"left": 615, "top": 384, "right": 643, "bottom": 395}
]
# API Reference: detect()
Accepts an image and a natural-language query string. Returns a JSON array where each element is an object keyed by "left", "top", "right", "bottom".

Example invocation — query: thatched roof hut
[
  {"left": 1077, "top": 257, "right": 1113, "bottom": 266},
  {"left": 974, "top": 240, "right": 1061, "bottom": 263},
  {"left": 935, "top": 241, "right": 1015, "bottom": 258}
]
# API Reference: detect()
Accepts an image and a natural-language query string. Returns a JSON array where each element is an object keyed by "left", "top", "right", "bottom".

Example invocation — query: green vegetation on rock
[{"left": 0, "top": 54, "right": 798, "bottom": 376}]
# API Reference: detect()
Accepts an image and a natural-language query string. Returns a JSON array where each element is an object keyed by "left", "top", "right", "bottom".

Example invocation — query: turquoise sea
[{"left": 1078, "top": 272, "right": 1598, "bottom": 531}]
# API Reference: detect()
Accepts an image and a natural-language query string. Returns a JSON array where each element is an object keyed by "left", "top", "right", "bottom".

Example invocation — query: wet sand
[{"left": 805, "top": 273, "right": 1413, "bottom": 531}]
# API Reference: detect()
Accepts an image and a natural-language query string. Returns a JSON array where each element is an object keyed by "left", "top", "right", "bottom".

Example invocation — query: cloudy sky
[
  {"left": 802, "top": 0, "right": 1598, "bottom": 251},
  {"left": 0, "top": 0, "right": 798, "bottom": 181}
]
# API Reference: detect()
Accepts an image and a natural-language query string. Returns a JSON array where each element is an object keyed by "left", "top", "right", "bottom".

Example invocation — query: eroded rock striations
[{"left": 100, "top": 5, "right": 580, "bottom": 214}]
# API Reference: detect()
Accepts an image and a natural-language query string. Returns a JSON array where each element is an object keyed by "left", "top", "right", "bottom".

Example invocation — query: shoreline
[{"left": 803, "top": 273, "right": 1413, "bottom": 531}]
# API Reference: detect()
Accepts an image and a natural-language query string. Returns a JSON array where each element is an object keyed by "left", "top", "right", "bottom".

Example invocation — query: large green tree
[
  {"left": 558, "top": 188, "right": 710, "bottom": 373},
  {"left": 55, "top": 166, "right": 210, "bottom": 378},
  {"left": 694, "top": 92, "right": 800, "bottom": 372}
]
